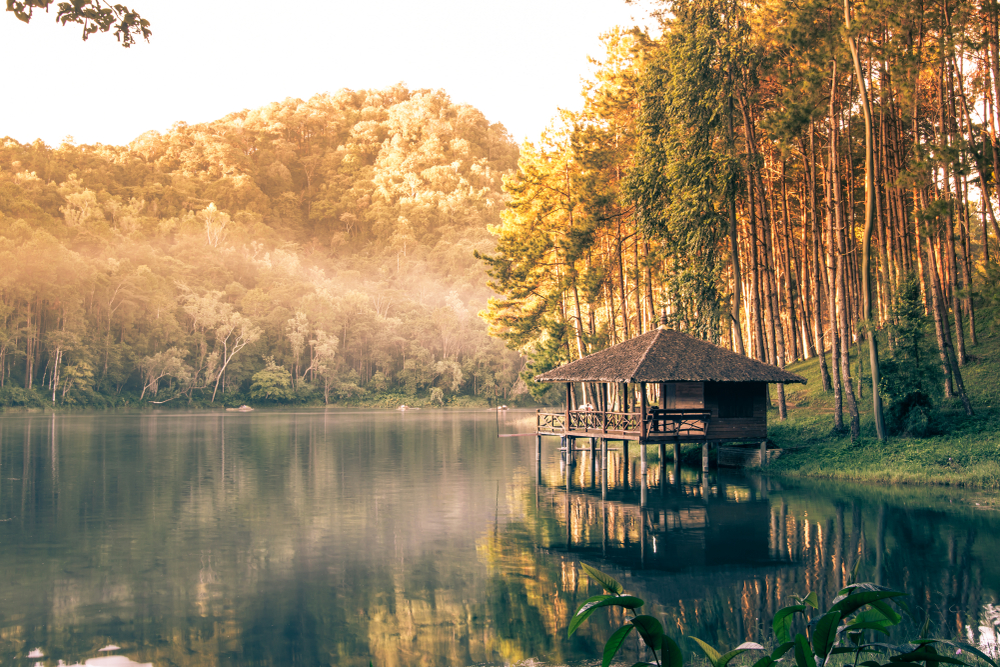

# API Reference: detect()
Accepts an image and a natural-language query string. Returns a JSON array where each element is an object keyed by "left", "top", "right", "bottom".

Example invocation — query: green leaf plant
[{"left": 568, "top": 565, "right": 998, "bottom": 667}]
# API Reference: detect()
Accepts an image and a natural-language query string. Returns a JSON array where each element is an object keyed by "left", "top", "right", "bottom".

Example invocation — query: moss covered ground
[{"left": 762, "top": 321, "right": 1000, "bottom": 488}]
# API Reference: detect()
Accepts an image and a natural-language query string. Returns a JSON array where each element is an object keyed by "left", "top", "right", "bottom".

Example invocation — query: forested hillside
[
  {"left": 0, "top": 85, "right": 523, "bottom": 407},
  {"left": 483, "top": 4, "right": 1000, "bottom": 438}
]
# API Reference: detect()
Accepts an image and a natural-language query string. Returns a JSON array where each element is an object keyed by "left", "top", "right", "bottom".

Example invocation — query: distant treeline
[{"left": 0, "top": 85, "right": 525, "bottom": 407}]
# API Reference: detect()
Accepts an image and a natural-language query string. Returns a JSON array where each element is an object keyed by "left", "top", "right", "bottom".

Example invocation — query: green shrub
[
  {"left": 879, "top": 275, "right": 942, "bottom": 436},
  {"left": 250, "top": 356, "right": 293, "bottom": 402},
  {"left": 0, "top": 385, "right": 45, "bottom": 408}
]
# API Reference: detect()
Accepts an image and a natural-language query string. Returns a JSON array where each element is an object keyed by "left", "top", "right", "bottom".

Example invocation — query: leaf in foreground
[{"left": 603, "top": 624, "right": 635, "bottom": 667}]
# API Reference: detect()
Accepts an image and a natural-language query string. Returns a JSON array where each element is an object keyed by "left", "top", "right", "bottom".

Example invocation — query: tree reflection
[{"left": 0, "top": 413, "right": 997, "bottom": 666}]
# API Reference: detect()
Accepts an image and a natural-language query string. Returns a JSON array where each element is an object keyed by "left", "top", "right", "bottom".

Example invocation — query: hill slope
[{"left": 0, "top": 86, "right": 524, "bottom": 407}]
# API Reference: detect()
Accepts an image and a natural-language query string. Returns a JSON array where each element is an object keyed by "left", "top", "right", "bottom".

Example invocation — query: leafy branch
[
  {"left": 569, "top": 565, "right": 997, "bottom": 667},
  {"left": 7, "top": 0, "right": 151, "bottom": 46}
]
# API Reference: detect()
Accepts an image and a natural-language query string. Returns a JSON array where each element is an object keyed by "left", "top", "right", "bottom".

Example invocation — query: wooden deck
[{"left": 536, "top": 408, "right": 714, "bottom": 442}]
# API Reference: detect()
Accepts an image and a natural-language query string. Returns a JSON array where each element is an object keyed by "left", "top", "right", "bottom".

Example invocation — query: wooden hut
[{"left": 533, "top": 321, "right": 806, "bottom": 466}]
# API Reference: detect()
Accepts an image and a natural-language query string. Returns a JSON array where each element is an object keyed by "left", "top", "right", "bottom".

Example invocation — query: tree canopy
[{"left": 483, "top": 0, "right": 994, "bottom": 433}]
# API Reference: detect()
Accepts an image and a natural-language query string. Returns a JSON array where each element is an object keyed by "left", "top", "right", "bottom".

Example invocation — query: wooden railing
[
  {"left": 536, "top": 410, "right": 641, "bottom": 435},
  {"left": 537, "top": 408, "right": 710, "bottom": 439},
  {"left": 602, "top": 411, "right": 640, "bottom": 433},
  {"left": 645, "top": 409, "right": 711, "bottom": 438},
  {"left": 536, "top": 411, "right": 566, "bottom": 433}
]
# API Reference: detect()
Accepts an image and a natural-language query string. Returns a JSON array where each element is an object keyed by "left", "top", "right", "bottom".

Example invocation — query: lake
[{"left": 0, "top": 409, "right": 997, "bottom": 666}]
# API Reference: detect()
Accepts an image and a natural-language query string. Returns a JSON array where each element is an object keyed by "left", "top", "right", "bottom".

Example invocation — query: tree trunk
[
  {"left": 780, "top": 160, "right": 800, "bottom": 363},
  {"left": 810, "top": 122, "right": 832, "bottom": 391},
  {"left": 761, "top": 167, "right": 787, "bottom": 419},
  {"left": 729, "top": 184, "right": 746, "bottom": 355},
  {"left": 920, "top": 194, "right": 954, "bottom": 397},
  {"left": 634, "top": 235, "right": 644, "bottom": 334},
  {"left": 571, "top": 278, "right": 590, "bottom": 407},
  {"left": 924, "top": 219, "right": 974, "bottom": 415},
  {"left": 644, "top": 241, "right": 656, "bottom": 330},
  {"left": 617, "top": 220, "right": 630, "bottom": 341},
  {"left": 845, "top": 0, "right": 886, "bottom": 439},
  {"left": 741, "top": 101, "right": 766, "bottom": 362},
  {"left": 728, "top": 92, "right": 747, "bottom": 355},
  {"left": 825, "top": 76, "right": 844, "bottom": 431},
  {"left": 832, "top": 108, "right": 861, "bottom": 440}
]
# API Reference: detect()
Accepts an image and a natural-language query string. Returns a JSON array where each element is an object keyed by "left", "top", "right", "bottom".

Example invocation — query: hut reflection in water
[{"left": 535, "top": 445, "right": 997, "bottom": 651}]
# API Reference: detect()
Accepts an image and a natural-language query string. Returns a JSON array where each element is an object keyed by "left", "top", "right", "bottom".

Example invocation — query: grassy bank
[{"left": 762, "top": 325, "right": 1000, "bottom": 488}]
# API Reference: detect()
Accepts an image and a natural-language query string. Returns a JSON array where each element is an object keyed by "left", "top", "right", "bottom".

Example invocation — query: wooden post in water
[
  {"left": 565, "top": 442, "right": 571, "bottom": 491},
  {"left": 760, "top": 440, "right": 768, "bottom": 467},
  {"left": 601, "top": 447, "right": 608, "bottom": 500},
  {"left": 535, "top": 435, "right": 542, "bottom": 486},
  {"left": 640, "top": 445, "right": 648, "bottom": 508}
]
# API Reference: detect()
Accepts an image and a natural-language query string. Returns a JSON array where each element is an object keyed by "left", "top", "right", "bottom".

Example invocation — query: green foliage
[
  {"left": 250, "top": 356, "right": 292, "bottom": 401},
  {"left": 976, "top": 263, "right": 1000, "bottom": 337},
  {"left": 478, "top": 30, "right": 661, "bottom": 381},
  {"left": 429, "top": 386, "right": 444, "bottom": 406},
  {"left": 570, "top": 566, "right": 993, "bottom": 667},
  {"left": 8, "top": 0, "right": 151, "bottom": 46},
  {"left": 623, "top": 0, "right": 749, "bottom": 337},
  {"left": 0, "top": 385, "right": 45, "bottom": 408},
  {"left": 878, "top": 276, "right": 942, "bottom": 436}
]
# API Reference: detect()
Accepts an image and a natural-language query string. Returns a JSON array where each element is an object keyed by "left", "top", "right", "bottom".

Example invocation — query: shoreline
[{"left": 751, "top": 329, "right": 1000, "bottom": 490}]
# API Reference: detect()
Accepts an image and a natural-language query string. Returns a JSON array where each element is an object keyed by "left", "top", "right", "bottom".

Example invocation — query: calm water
[{"left": 0, "top": 410, "right": 997, "bottom": 666}]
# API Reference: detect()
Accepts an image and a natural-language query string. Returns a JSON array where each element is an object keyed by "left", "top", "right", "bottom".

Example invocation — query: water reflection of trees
[
  {"left": 1, "top": 414, "right": 998, "bottom": 666},
  {"left": 512, "top": 448, "right": 1000, "bottom": 657},
  {"left": 0, "top": 412, "right": 541, "bottom": 666}
]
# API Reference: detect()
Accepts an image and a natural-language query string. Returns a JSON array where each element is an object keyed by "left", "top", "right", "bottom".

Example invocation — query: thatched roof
[{"left": 535, "top": 327, "right": 806, "bottom": 384}]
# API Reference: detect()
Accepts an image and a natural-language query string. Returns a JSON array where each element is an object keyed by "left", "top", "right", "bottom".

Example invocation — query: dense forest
[
  {"left": 481, "top": 0, "right": 1000, "bottom": 439},
  {"left": 0, "top": 86, "right": 524, "bottom": 407}
]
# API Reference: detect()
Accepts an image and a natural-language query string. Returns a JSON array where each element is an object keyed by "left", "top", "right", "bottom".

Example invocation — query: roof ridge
[{"left": 630, "top": 328, "right": 661, "bottom": 382}]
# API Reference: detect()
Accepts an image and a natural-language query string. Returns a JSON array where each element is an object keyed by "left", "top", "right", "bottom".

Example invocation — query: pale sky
[{"left": 1, "top": 0, "right": 653, "bottom": 148}]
